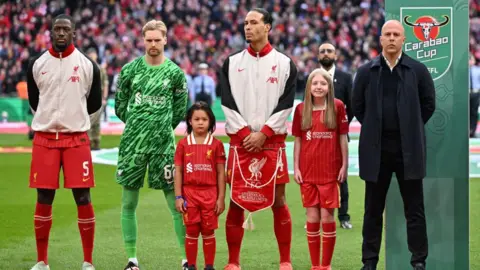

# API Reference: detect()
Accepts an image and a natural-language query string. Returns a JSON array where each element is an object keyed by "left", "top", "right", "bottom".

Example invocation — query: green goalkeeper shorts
[{"left": 115, "top": 152, "right": 175, "bottom": 190}]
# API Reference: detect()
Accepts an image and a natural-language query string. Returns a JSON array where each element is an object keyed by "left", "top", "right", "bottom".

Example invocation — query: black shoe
[
  {"left": 361, "top": 265, "right": 376, "bottom": 270},
  {"left": 28, "top": 130, "right": 34, "bottom": 140},
  {"left": 187, "top": 265, "right": 197, "bottom": 270},
  {"left": 340, "top": 220, "right": 353, "bottom": 229},
  {"left": 124, "top": 261, "right": 139, "bottom": 270},
  {"left": 204, "top": 265, "right": 215, "bottom": 270},
  {"left": 413, "top": 263, "right": 425, "bottom": 270}
]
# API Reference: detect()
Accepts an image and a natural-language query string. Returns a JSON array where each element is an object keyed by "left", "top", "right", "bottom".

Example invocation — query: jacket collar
[
  {"left": 370, "top": 51, "right": 413, "bottom": 69},
  {"left": 247, "top": 42, "right": 273, "bottom": 57},
  {"left": 48, "top": 43, "right": 75, "bottom": 58}
]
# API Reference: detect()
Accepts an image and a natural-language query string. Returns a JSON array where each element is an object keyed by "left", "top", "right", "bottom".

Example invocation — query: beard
[
  {"left": 53, "top": 40, "right": 70, "bottom": 52},
  {"left": 319, "top": 58, "right": 334, "bottom": 68},
  {"left": 147, "top": 48, "right": 161, "bottom": 57}
]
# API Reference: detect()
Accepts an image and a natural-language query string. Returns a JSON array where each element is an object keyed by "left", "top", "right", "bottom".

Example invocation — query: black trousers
[
  {"left": 470, "top": 92, "right": 480, "bottom": 137},
  {"left": 338, "top": 179, "right": 350, "bottom": 222},
  {"left": 362, "top": 143, "right": 428, "bottom": 267}
]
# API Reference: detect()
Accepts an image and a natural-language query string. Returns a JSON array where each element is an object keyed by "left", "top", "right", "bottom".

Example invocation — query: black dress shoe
[
  {"left": 413, "top": 263, "right": 425, "bottom": 270},
  {"left": 360, "top": 265, "right": 376, "bottom": 270}
]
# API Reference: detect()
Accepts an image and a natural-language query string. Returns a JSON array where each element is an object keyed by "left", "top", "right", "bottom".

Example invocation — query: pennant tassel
[{"left": 242, "top": 212, "right": 255, "bottom": 231}]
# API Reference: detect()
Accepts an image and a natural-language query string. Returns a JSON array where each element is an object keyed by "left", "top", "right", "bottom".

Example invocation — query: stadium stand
[{"left": 0, "top": 0, "right": 479, "bottom": 107}]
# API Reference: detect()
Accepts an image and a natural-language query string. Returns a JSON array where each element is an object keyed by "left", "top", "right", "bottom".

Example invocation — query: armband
[{"left": 175, "top": 195, "right": 183, "bottom": 200}]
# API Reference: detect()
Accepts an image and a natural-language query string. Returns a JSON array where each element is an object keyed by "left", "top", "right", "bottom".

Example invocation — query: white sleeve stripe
[
  {"left": 207, "top": 134, "right": 213, "bottom": 145},
  {"left": 222, "top": 105, "right": 248, "bottom": 133},
  {"left": 264, "top": 108, "right": 293, "bottom": 133}
]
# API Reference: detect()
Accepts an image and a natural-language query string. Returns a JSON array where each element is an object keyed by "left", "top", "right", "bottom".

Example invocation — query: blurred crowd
[{"left": 0, "top": 0, "right": 479, "bottom": 98}]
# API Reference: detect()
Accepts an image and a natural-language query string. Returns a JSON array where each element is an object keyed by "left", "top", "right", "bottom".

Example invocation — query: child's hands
[
  {"left": 175, "top": 198, "right": 186, "bottom": 213},
  {"left": 215, "top": 198, "right": 225, "bottom": 216},
  {"left": 337, "top": 166, "right": 347, "bottom": 183},
  {"left": 294, "top": 168, "right": 303, "bottom": 184}
]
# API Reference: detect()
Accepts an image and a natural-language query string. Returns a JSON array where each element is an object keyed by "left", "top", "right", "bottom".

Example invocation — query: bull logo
[
  {"left": 403, "top": 15, "right": 449, "bottom": 41},
  {"left": 400, "top": 7, "right": 452, "bottom": 81}
]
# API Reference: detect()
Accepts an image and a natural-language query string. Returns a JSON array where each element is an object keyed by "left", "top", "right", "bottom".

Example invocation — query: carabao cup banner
[
  {"left": 402, "top": 7, "right": 452, "bottom": 80},
  {"left": 385, "top": 2, "right": 469, "bottom": 270}
]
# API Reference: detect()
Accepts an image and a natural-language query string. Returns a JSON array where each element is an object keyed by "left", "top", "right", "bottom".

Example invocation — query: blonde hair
[
  {"left": 301, "top": 68, "right": 337, "bottom": 130},
  {"left": 142, "top": 20, "right": 167, "bottom": 37}
]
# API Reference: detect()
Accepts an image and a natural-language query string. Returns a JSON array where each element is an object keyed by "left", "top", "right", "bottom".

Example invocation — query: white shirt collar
[
  {"left": 382, "top": 52, "right": 402, "bottom": 71},
  {"left": 187, "top": 133, "right": 213, "bottom": 145},
  {"left": 320, "top": 64, "right": 335, "bottom": 78}
]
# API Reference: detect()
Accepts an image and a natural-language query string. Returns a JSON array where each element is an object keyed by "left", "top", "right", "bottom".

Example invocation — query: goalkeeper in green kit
[{"left": 114, "top": 20, "right": 188, "bottom": 270}]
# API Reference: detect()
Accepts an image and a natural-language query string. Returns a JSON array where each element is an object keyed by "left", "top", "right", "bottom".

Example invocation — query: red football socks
[
  {"left": 185, "top": 224, "right": 200, "bottom": 267},
  {"left": 321, "top": 221, "right": 336, "bottom": 267},
  {"left": 306, "top": 222, "right": 321, "bottom": 266},
  {"left": 225, "top": 202, "right": 245, "bottom": 265},
  {"left": 273, "top": 204, "right": 292, "bottom": 263},
  {"left": 77, "top": 203, "right": 95, "bottom": 263},
  {"left": 34, "top": 203, "right": 52, "bottom": 264},
  {"left": 202, "top": 230, "right": 216, "bottom": 266}
]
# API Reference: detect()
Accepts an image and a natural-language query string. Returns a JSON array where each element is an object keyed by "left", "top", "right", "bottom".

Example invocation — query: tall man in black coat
[
  {"left": 351, "top": 20, "right": 435, "bottom": 270},
  {"left": 318, "top": 42, "right": 354, "bottom": 229}
]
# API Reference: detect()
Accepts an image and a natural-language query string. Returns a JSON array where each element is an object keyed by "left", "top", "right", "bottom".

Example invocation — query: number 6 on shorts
[{"left": 164, "top": 164, "right": 175, "bottom": 180}]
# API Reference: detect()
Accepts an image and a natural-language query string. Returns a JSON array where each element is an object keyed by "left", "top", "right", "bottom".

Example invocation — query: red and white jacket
[
  {"left": 220, "top": 43, "right": 297, "bottom": 140},
  {"left": 27, "top": 44, "right": 102, "bottom": 133}
]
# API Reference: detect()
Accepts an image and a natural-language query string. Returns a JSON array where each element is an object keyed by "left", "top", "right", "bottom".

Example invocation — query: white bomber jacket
[
  {"left": 220, "top": 43, "right": 298, "bottom": 139},
  {"left": 27, "top": 44, "right": 102, "bottom": 133}
]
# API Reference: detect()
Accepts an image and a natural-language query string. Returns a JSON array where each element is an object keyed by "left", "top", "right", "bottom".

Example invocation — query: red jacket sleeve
[
  {"left": 291, "top": 103, "right": 303, "bottom": 137},
  {"left": 174, "top": 139, "right": 185, "bottom": 166}
]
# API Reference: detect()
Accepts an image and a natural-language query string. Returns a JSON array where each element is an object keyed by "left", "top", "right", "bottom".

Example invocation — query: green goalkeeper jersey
[{"left": 115, "top": 56, "right": 188, "bottom": 155}]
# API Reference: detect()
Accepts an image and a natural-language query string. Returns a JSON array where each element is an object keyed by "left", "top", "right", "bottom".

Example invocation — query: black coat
[
  {"left": 333, "top": 68, "right": 354, "bottom": 123},
  {"left": 351, "top": 53, "right": 436, "bottom": 182}
]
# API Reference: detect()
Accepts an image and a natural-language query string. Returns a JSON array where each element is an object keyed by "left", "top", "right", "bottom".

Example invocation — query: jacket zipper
[
  {"left": 256, "top": 52, "right": 260, "bottom": 129},
  {"left": 57, "top": 52, "right": 63, "bottom": 140}
]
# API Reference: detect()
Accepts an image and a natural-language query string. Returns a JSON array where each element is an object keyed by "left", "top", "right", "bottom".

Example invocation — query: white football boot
[{"left": 30, "top": 261, "right": 50, "bottom": 270}]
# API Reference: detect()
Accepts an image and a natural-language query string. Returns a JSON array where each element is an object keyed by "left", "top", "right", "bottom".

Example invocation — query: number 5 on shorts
[
  {"left": 164, "top": 164, "right": 175, "bottom": 180},
  {"left": 83, "top": 161, "right": 89, "bottom": 177}
]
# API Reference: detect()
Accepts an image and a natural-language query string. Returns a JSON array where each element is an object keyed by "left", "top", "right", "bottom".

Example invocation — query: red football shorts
[
  {"left": 183, "top": 185, "right": 218, "bottom": 230},
  {"left": 29, "top": 132, "right": 95, "bottom": 189},
  {"left": 226, "top": 134, "right": 290, "bottom": 185},
  {"left": 300, "top": 181, "right": 340, "bottom": 209}
]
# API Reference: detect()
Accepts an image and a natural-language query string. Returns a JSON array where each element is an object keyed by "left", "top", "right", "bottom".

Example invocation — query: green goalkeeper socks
[
  {"left": 164, "top": 189, "right": 186, "bottom": 258},
  {"left": 121, "top": 187, "right": 140, "bottom": 259}
]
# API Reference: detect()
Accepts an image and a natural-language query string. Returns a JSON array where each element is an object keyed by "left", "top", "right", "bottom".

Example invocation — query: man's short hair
[
  {"left": 319, "top": 42, "right": 336, "bottom": 49},
  {"left": 250, "top": 8, "right": 274, "bottom": 27},
  {"left": 86, "top": 48, "right": 97, "bottom": 55},
  {"left": 53, "top": 14, "right": 75, "bottom": 29},
  {"left": 142, "top": 20, "right": 168, "bottom": 37}
]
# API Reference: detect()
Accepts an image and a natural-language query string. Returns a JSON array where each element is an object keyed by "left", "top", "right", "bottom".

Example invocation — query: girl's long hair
[{"left": 301, "top": 68, "right": 337, "bottom": 130}]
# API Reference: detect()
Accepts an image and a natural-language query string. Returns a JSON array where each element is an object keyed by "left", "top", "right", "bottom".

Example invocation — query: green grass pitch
[{"left": 0, "top": 134, "right": 478, "bottom": 269}]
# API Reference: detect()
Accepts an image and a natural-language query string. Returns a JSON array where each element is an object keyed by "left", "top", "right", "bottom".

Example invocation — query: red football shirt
[
  {"left": 292, "top": 99, "right": 349, "bottom": 184},
  {"left": 174, "top": 133, "right": 226, "bottom": 186}
]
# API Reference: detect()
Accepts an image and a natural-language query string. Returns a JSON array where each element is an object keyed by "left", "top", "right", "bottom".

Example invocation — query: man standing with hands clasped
[
  {"left": 351, "top": 20, "right": 435, "bottom": 270},
  {"left": 220, "top": 7, "right": 297, "bottom": 270}
]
